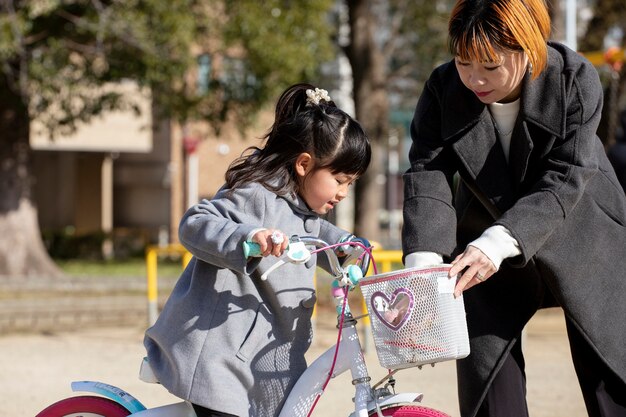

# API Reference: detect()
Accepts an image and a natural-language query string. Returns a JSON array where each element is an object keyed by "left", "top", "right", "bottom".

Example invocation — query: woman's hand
[
  {"left": 449, "top": 246, "right": 497, "bottom": 298},
  {"left": 251, "top": 229, "right": 289, "bottom": 257}
]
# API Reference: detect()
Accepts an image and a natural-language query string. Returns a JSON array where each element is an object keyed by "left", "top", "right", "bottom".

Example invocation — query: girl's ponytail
[{"left": 270, "top": 83, "right": 336, "bottom": 138}]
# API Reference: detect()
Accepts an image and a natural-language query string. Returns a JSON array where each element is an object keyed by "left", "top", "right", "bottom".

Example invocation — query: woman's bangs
[{"left": 452, "top": 28, "right": 501, "bottom": 63}]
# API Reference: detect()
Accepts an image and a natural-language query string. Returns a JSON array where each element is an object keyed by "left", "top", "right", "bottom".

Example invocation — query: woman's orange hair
[{"left": 448, "top": 0, "right": 551, "bottom": 79}]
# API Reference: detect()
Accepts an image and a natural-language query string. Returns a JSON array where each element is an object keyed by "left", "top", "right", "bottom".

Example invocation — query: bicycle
[{"left": 36, "top": 236, "right": 457, "bottom": 417}]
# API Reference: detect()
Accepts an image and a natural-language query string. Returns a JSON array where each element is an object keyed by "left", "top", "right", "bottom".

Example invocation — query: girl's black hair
[{"left": 225, "top": 83, "right": 371, "bottom": 195}]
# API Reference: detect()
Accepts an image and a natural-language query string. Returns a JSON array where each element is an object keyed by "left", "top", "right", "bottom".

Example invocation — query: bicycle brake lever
[
  {"left": 261, "top": 259, "right": 286, "bottom": 281},
  {"left": 259, "top": 239, "right": 312, "bottom": 281}
]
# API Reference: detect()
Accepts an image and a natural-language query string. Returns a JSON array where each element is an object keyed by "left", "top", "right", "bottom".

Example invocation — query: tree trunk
[
  {"left": 345, "top": 0, "right": 389, "bottom": 243},
  {"left": 578, "top": 0, "right": 617, "bottom": 52},
  {"left": 0, "top": 74, "right": 63, "bottom": 278}
]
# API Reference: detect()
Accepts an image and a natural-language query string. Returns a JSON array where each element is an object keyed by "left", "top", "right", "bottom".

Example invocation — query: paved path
[{"left": 1, "top": 308, "right": 586, "bottom": 416}]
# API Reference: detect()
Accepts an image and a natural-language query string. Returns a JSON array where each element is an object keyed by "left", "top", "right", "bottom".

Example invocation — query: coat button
[{"left": 304, "top": 218, "right": 316, "bottom": 233}]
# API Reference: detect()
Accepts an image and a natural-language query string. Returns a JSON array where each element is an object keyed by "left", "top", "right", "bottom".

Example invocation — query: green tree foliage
[
  {"left": 0, "top": 0, "right": 335, "bottom": 277},
  {"left": 171, "top": 0, "right": 336, "bottom": 128},
  {"left": 222, "top": 0, "right": 334, "bottom": 97},
  {"left": 384, "top": 0, "right": 453, "bottom": 109},
  {"left": 1, "top": 0, "right": 199, "bottom": 135}
]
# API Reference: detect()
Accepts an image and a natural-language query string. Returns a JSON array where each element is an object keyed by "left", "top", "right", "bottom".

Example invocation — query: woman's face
[{"left": 455, "top": 51, "right": 529, "bottom": 104}]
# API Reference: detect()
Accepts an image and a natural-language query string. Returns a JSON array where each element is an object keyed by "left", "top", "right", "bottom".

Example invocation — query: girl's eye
[
  {"left": 336, "top": 177, "right": 354, "bottom": 186},
  {"left": 485, "top": 66, "right": 500, "bottom": 71}
]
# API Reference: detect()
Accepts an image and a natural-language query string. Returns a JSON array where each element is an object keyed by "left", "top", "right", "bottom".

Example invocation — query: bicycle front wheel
[
  {"left": 36, "top": 395, "right": 131, "bottom": 417},
  {"left": 370, "top": 405, "right": 451, "bottom": 417}
]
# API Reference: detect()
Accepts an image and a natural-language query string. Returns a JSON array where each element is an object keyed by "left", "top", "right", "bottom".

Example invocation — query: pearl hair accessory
[{"left": 305, "top": 88, "right": 331, "bottom": 105}]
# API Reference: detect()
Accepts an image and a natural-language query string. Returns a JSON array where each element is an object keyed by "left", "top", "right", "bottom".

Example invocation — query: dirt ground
[{"left": 1, "top": 308, "right": 586, "bottom": 416}]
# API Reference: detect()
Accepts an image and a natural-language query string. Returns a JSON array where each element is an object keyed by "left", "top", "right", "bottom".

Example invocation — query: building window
[
  {"left": 197, "top": 54, "right": 212, "bottom": 95},
  {"left": 220, "top": 57, "right": 257, "bottom": 101}
]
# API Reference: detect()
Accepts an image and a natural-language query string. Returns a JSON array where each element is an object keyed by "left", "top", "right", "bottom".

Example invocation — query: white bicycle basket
[{"left": 360, "top": 265, "right": 470, "bottom": 369}]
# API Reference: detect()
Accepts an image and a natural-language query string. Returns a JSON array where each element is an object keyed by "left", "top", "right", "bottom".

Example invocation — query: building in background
[{"left": 29, "top": 80, "right": 265, "bottom": 259}]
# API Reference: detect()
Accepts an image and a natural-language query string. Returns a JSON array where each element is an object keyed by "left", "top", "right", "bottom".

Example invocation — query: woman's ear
[{"left": 295, "top": 153, "right": 313, "bottom": 177}]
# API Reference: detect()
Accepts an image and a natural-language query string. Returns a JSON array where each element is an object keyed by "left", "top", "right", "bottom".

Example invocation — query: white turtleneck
[{"left": 489, "top": 99, "right": 520, "bottom": 163}]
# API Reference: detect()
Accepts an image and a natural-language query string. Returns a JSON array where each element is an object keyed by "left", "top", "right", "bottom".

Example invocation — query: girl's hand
[
  {"left": 251, "top": 229, "right": 289, "bottom": 257},
  {"left": 449, "top": 246, "right": 496, "bottom": 298}
]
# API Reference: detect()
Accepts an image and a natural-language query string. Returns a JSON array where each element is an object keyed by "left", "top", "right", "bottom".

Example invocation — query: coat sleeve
[
  {"left": 178, "top": 184, "right": 267, "bottom": 274},
  {"left": 496, "top": 61, "right": 604, "bottom": 266},
  {"left": 402, "top": 77, "right": 458, "bottom": 260}
]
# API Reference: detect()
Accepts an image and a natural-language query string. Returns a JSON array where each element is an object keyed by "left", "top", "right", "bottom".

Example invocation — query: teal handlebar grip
[{"left": 243, "top": 241, "right": 262, "bottom": 258}]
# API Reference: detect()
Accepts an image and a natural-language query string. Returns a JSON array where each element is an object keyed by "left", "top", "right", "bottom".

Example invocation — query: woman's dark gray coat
[{"left": 402, "top": 42, "right": 626, "bottom": 417}]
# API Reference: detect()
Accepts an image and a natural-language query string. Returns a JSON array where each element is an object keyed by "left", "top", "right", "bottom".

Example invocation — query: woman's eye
[{"left": 485, "top": 66, "right": 500, "bottom": 71}]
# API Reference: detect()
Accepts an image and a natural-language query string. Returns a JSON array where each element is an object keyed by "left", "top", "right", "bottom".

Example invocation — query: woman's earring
[{"left": 528, "top": 61, "right": 533, "bottom": 74}]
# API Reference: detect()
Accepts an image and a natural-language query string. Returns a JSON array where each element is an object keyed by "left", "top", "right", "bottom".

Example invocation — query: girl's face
[
  {"left": 295, "top": 153, "right": 356, "bottom": 215},
  {"left": 455, "top": 51, "right": 529, "bottom": 104}
]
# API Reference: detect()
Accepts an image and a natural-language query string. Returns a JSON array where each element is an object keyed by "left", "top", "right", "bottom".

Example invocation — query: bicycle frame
[{"left": 279, "top": 316, "right": 423, "bottom": 417}]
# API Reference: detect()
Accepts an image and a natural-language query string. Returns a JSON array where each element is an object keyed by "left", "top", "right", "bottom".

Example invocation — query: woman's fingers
[{"left": 450, "top": 246, "right": 496, "bottom": 297}]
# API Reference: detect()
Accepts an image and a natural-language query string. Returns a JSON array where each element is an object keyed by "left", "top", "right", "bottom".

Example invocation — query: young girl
[{"left": 144, "top": 83, "right": 371, "bottom": 417}]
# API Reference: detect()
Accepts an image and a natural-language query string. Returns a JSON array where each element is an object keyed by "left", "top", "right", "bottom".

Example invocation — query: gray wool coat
[
  {"left": 402, "top": 42, "right": 626, "bottom": 417},
  {"left": 144, "top": 182, "right": 347, "bottom": 417}
]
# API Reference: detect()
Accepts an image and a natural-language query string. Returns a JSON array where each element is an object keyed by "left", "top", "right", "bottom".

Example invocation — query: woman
[{"left": 402, "top": 0, "right": 626, "bottom": 416}]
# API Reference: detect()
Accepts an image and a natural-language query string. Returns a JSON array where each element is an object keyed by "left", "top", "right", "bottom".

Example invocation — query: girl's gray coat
[
  {"left": 144, "top": 182, "right": 347, "bottom": 417},
  {"left": 402, "top": 42, "right": 626, "bottom": 417}
]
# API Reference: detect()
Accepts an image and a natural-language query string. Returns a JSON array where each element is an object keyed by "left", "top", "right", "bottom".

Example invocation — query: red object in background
[
  {"left": 604, "top": 46, "right": 623, "bottom": 72},
  {"left": 183, "top": 136, "right": 200, "bottom": 154}
]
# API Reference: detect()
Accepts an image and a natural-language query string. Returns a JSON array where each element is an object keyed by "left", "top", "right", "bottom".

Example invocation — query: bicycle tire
[
  {"left": 370, "top": 404, "right": 452, "bottom": 417},
  {"left": 35, "top": 395, "right": 131, "bottom": 417}
]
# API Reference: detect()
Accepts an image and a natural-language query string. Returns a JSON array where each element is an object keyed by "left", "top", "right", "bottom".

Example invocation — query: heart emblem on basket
[{"left": 370, "top": 288, "right": 414, "bottom": 331}]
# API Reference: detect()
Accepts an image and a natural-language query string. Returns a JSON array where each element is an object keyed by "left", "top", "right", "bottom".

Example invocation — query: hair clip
[{"left": 305, "top": 88, "right": 331, "bottom": 105}]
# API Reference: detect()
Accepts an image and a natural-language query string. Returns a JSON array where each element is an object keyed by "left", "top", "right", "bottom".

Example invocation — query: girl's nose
[{"left": 337, "top": 185, "right": 349, "bottom": 199}]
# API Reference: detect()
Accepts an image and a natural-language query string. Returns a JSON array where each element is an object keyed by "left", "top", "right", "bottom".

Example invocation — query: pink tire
[
  {"left": 36, "top": 395, "right": 131, "bottom": 417},
  {"left": 370, "top": 404, "right": 452, "bottom": 417}
]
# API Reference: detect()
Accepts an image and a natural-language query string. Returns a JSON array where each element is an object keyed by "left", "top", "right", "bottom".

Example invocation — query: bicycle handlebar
[{"left": 243, "top": 235, "right": 368, "bottom": 283}]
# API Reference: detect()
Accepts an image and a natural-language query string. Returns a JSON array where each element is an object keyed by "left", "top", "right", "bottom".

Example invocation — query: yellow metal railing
[
  {"left": 145, "top": 244, "right": 192, "bottom": 326},
  {"left": 369, "top": 250, "right": 403, "bottom": 274},
  {"left": 583, "top": 48, "right": 624, "bottom": 67}
]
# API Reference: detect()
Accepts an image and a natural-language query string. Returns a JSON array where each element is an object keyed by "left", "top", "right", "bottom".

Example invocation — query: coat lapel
[
  {"left": 451, "top": 109, "right": 515, "bottom": 210},
  {"left": 510, "top": 44, "right": 566, "bottom": 185}
]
